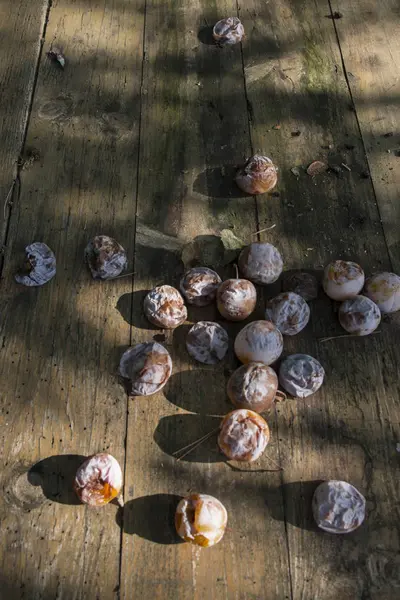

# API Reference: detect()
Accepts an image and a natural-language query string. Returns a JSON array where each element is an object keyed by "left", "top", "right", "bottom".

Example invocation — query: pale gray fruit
[
  {"left": 213, "top": 17, "right": 244, "bottom": 46},
  {"left": 234, "top": 320, "right": 283, "bottom": 366},
  {"left": 15, "top": 242, "right": 56, "bottom": 286},
  {"left": 338, "top": 295, "right": 381, "bottom": 336},
  {"left": 180, "top": 267, "right": 221, "bottom": 307},
  {"left": 323, "top": 260, "right": 364, "bottom": 301},
  {"left": 279, "top": 354, "right": 324, "bottom": 398},
  {"left": 238, "top": 243, "right": 283, "bottom": 285},
  {"left": 119, "top": 342, "right": 172, "bottom": 396},
  {"left": 265, "top": 292, "right": 310, "bottom": 336},
  {"left": 364, "top": 272, "right": 400, "bottom": 314},
  {"left": 186, "top": 321, "right": 229, "bottom": 365},
  {"left": 312, "top": 480, "right": 366, "bottom": 534},
  {"left": 85, "top": 235, "right": 127, "bottom": 280}
]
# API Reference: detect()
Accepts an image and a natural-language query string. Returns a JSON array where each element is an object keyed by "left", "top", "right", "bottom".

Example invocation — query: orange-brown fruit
[
  {"left": 218, "top": 409, "right": 270, "bottom": 462},
  {"left": 144, "top": 285, "right": 187, "bottom": 329},
  {"left": 227, "top": 362, "right": 278, "bottom": 413},
  {"left": 175, "top": 493, "right": 228, "bottom": 547},
  {"left": 74, "top": 453, "right": 123, "bottom": 507},
  {"left": 217, "top": 278, "right": 257, "bottom": 321},
  {"left": 235, "top": 155, "right": 278, "bottom": 195}
]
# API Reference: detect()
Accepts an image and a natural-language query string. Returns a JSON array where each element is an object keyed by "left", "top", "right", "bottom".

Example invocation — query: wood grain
[
  {"left": 0, "top": 0, "right": 49, "bottom": 253},
  {"left": 120, "top": 1, "right": 291, "bottom": 598},
  {"left": 0, "top": 0, "right": 399, "bottom": 598},
  {"left": 331, "top": 0, "right": 400, "bottom": 271},
  {"left": 0, "top": 0, "right": 144, "bottom": 597}
]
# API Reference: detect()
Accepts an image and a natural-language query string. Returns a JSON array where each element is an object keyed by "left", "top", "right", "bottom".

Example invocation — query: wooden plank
[
  {"left": 0, "top": 0, "right": 49, "bottom": 250},
  {"left": 240, "top": 0, "right": 399, "bottom": 424},
  {"left": 331, "top": 0, "right": 400, "bottom": 271},
  {"left": 276, "top": 409, "right": 400, "bottom": 600},
  {"left": 240, "top": 0, "right": 400, "bottom": 597},
  {"left": 120, "top": 1, "right": 291, "bottom": 598},
  {"left": 0, "top": 0, "right": 144, "bottom": 597}
]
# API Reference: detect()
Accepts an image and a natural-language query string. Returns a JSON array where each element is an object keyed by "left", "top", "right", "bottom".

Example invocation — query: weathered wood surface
[
  {"left": 0, "top": 0, "right": 49, "bottom": 251},
  {"left": 120, "top": 1, "right": 291, "bottom": 598},
  {"left": 241, "top": 0, "right": 400, "bottom": 598},
  {"left": 0, "top": 0, "right": 143, "bottom": 597},
  {"left": 332, "top": 0, "right": 400, "bottom": 271},
  {"left": 0, "top": 0, "right": 399, "bottom": 599}
]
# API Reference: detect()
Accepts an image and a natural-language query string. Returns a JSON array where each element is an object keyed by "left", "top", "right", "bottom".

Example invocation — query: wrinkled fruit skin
[
  {"left": 180, "top": 267, "right": 221, "bottom": 307},
  {"left": 15, "top": 242, "right": 56, "bottom": 287},
  {"left": 218, "top": 409, "right": 270, "bottom": 462},
  {"left": 323, "top": 260, "right": 364, "bottom": 301},
  {"left": 119, "top": 342, "right": 172, "bottom": 396},
  {"left": 84, "top": 235, "right": 127, "bottom": 280},
  {"left": 186, "top": 321, "right": 229, "bottom": 365},
  {"left": 364, "top": 272, "right": 400, "bottom": 314},
  {"left": 175, "top": 494, "right": 228, "bottom": 547},
  {"left": 234, "top": 320, "right": 283, "bottom": 366},
  {"left": 282, "top": 271, "right": 318, "bottom": 301},
  {"left": 265, "top": 292, "right": 310, "bottom": 336},
  {"left": 144, "top": 285, "right": 187, "bottom": 329},
  {"left": 339, "top": 295, "right": 381, "bottom": 336},
  {"left": 235, "top": 155, "right": 278, "bottom": 195},
  {"left": 312, "top": 480, "right": 366, "bottom": 534},
  {"left": 227, "top": 363, "right": 278, "bottom": 413},
  {"left": 74, "top": 453, "right": 122, "bottom": 507},
  {"left": 217, "top": 279, "right": 257, "bottom": 321},
  {"left": 212, "top": 17, "right": 244, "bottom": 46},
  {"left": 239, "top": 242, "right": 283, "bottom": 285},
  {"left": 279, "top": 354, "right": 325, "bottom": 399}
]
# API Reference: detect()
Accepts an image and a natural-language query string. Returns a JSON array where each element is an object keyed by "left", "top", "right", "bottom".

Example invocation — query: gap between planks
[
  {"left": 0, "top": 0, "right": 53, "bottom": 279},
  {"left": 326, "top": 0, "right": 393, "bottom": 271}
]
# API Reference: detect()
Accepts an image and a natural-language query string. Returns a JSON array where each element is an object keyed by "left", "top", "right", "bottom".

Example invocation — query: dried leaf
[
  {"left": 47, "top": 47, "right": 65, "bottom": 69},
  {"left": 181, "top": 235, "right": 224, "bottom": 269},
  {"left": 220, "top": 229, "right": 245, "bottom": 264},
  {"left": 307, "top": 161, "right": 327, "bottom": 177},
  {"left": 291, "top": 166, "right": 300, "bottom": 178},
  {"left": 181, "top": 230, "right": 245, "bottom": 269}
]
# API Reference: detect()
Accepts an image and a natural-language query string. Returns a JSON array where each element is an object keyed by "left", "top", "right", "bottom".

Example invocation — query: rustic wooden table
[{"left": 0, "top": 0, "right": 399, "bottom": 598}]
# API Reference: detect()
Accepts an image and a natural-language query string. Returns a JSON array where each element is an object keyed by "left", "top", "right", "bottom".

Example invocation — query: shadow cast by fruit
[{"left": 117, "top": 494, "right": 184, "bottom": 544}]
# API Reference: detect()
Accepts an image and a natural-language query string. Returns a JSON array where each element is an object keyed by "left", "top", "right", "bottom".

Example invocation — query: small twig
[
  {"left": 264, "top": 453, "right": 284, "bottom": 471},
  {"left": 341, "top": 162, "right": 351, "bottom": 172},
  {"left": 274, "top": 390, "right": 287, "bottom": 402},
  {"left": 319, "top": 331, "right": 381, "bottom": 343},
  {"left": 174, "top": 427, "right": 220, "bottom": 461},
  {"left": 226, "top": 461, "right": 283, "bottom": 473},
  {"left": 3, "top": 180, "right": 16, "bottom": 220},
  {"left": 252, "top": 224, "right": 276, "bottom": 236},
  {"left": 234, "top": 263, "right": 239, "bottom": 279},
  {"left": 110, "top": 271, "right": 136, "bottom": 280}
]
